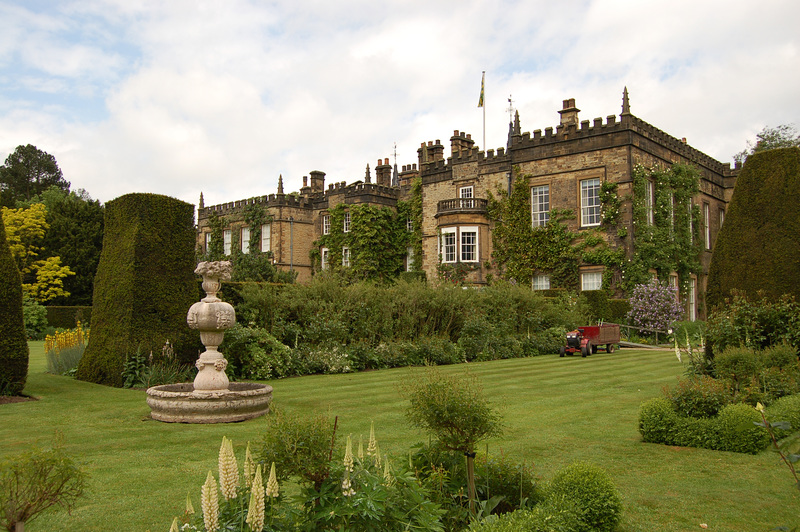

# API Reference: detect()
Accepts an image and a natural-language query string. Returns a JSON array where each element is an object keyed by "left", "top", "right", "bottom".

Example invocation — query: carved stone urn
[{"left": 187, "top": 261, "right": 236, "bottom": 395}]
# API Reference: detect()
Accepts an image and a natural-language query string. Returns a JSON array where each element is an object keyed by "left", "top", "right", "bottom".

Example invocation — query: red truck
[{"left": 560, "top": 323, "right": 620, "bottom": 357}]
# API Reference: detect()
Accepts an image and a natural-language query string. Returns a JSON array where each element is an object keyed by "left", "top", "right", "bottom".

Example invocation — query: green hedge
[
  {"left": 0, "top": 214, "right": 28, "bottom": 395},
  {"left": 638, "top": 397, "right": 770, "bottom": 454},
  {"left": 76, "top": 193, "right": 201, "bottom": 387},
  {"left": 707, "top": 147, "right": 800, "bottom": 309},
  {"left": 45, "top": 306, "right": 92, "bottom": 329}
]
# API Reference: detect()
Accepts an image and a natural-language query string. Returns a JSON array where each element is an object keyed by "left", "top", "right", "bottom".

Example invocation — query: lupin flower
[
  {"left": 243, "top": 442, "right": 255, "bottom": 489},
  {"left": 185, "top": 491, "right": 195, "bottom": 515},
  {"left": 170, "top": 516, "right": 180, "bottom": 532},
  {"left": 341, "top": 471, "right": 356, "bottom": 497},
  {"left": 266, "top": 462, "right": 280, "bottom": 498},
  {"left": 383, "top": 460, "right": 393, "bottom": 486},
  {"left": 673, "top": 335, "right": 681, "bottom": 362},
  {"left": 343, "top": 435, "right": 354, "bottom": 472},
  {"left": 366, "top": 422, "right": 377, "bottom": 457},
  {"left": 373, "top": 441, "right": 382, "bottom": 469},
  {"left": 246, "top": 464, "right": 265, "bottom": 532},
  {"left": 358, "top": 435, "right": 364, "bottom": 462},
  {"left": 201, "top": 471, "right": 220, "bottom": 532},
  {"left": 218, "top": 436, "right": 239, "bottom": 500}
]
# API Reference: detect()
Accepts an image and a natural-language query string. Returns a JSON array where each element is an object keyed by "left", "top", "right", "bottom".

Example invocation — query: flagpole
[{"left": 479, "top": 71, "right": 486, "bottom": 152}]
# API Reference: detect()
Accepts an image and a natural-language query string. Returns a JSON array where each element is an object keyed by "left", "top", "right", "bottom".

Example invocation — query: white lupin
[
  {"left": 246, "top": 464, "right": 265, "bottom": 532},
  {"left": 218, "top": 436, "right": 239, "bottom": 500},
  {"left": 201, "top": 471, "right": 220, "bottom": 532}
]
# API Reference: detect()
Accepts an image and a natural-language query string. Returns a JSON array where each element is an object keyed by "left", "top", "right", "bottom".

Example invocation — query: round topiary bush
[
  {"left": 0, "top": 214, "right": 29, "bottom": 395},
  {"left": 547, "top": 461, "right": 622, "bottom": 532}
]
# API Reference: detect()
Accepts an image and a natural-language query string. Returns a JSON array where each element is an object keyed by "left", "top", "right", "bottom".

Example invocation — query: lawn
[{"left": 1, "top": 343, "right": 798, "bottom": 531}]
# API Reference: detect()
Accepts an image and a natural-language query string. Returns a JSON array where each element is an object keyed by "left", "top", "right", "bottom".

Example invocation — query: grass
[{"left": 2, "top": 343, "right": 799, "bottom": 531}]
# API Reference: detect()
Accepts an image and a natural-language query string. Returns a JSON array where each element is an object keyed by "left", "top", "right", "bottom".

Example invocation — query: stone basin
[{"left": 146, "top": 382, "right": 273, "bottom": 424}]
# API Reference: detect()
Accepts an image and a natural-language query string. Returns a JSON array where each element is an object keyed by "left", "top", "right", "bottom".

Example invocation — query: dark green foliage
[
  {"left": 0, "top": 442, "right": 86, "bottom": 532},
  {"left": 0, "top": 145, "right": 69, "bottom": 207},
  {"left": 579, "top": 290, "right": 609, "bottom": 322},
  {"left": 607, "top": 298, "right": 631, "bottom": 322},
  {"left": 547, "top": 461, "right": 622, "bottom": 532},
  {"left": 467, "top": 500, "right": 582, "bottom": 532},
  {"left": 76, "top": 193, "right": 200, "bottom": 387},
  {"left": 44, "top": 306, "right": 92, "bottom": 329},
  {"left": 707, "top": 148, "right": 800, "bottom": 308},
  {"left": 734, "top": 124, "right": 800, "bottom": 164},
  {"left": 765, "top": 395, "right": 800, "bottom": 439},
  {"left": 664, "top": 375, "right": 732, "bottom": 418},
  {"left": 705, "top": 291, "right": 800, "bottom": 358},
  {"left": 638, "top": 397, "right": 770, "bottom": 454},
  {"left": 0, "top": 214, "right": 28, "bottom": 395}
]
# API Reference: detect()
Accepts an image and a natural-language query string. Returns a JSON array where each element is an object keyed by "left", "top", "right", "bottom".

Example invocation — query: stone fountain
[{"left": 146, "top": 261, "right": 273, "bottom": 423}]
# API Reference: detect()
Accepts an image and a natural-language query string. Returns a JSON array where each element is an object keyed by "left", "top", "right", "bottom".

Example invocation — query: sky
[{"left": 1, "top": 0, "right": 798, "bottom": 208}]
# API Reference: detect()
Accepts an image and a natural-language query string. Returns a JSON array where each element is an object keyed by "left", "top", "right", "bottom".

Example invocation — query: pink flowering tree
[{"left": 627, "top": 279, "right": 684, "bottom": 332}]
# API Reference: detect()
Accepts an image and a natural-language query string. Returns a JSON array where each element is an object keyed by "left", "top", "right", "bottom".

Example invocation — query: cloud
[{"left": 0, "top": 0, "right": 798, "bottom": 207}]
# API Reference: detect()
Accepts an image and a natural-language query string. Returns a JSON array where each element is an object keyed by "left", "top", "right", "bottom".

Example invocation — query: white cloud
[{"left": 1, "top": 0, "right": 798, "bottom": 206}]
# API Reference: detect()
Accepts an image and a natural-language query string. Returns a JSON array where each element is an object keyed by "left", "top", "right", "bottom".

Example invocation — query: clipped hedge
[
  {"left": 0, "top": 214, "right": 28, "bottom": 395},
  {"left": 638, "top": 397, "right": 770, "bottom": 454},
  {"left": 547, "top": 461, "right": 622, "bottom": 532},
  {"left": 45, "top": 306, "right": 92, "bottom": 329},
  {"left": 707, "top": 147, "right": 800, "bottom": 308},
  {"left": 76, "top": 193, "right": 201, "bottom": 387}
]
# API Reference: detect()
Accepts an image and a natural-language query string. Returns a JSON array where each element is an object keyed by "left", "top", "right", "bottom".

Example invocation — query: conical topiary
[{"left": 0, "top": 213, "right": 29, "bottom": 395}]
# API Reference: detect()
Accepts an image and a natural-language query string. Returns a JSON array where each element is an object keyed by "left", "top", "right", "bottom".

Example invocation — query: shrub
[
  {"left": 766, "top": 394, "right": 800, "bottom": 439},
  {"left": 0, "top": 214, "right": 28, "bottom": 396},
  {"left": 763, "top": 343, "right": 800, "bottom": 370},
  {"left": 627, "top": 279, "right": 684, "bottom": 332},
  {"left": 468, "top": 499, "right": 582, "bottom": 532},
  {"left": 705, "top": 291, "right": 800, "bottom": 358},
  {"left": 76, "top": 193, "right": 201, "bottom": 386},
  {"left": 121, "top": 343, "right": 195, "bottom": 389},
  {"left": 220, "top": 323, "right": 293, "bottom": 379},
  {"left": 546, "top": 461, "right": 622, "bottom": 532},
  {"left": 0, "top": 442, "right": 86, "bottom": 532},
  {"left": 664, "top": 375, "right": 732, "bottom": 418},
  {"left": 521, "top": 327, "right": 566, "bottom": 357},
  {"left": 706, "top": 147, "right": 800, "bottom": 308},
  {"left": 22, "top": 294, "right": 49, "bottom": 340},
  {"left": 714, "top": 403, "right": 770, "bottom": 454},
  {"left": 714, "top": 346, "right": 762, "bottom": 390}
]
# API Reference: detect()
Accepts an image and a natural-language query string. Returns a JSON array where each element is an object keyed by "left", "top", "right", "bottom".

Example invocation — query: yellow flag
[{"left": 478, "top": 71, "right": 485, "bottom": 108}]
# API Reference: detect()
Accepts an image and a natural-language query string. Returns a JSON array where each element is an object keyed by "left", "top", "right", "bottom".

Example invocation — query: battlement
[{"left": 198, "top": 192, "right": 310, "bottom": 219}]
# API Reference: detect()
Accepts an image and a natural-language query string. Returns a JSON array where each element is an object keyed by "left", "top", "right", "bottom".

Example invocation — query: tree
[
  {"left": 0, "top": 213, "right": 28, "bottom": 396},
  {"left": 707, "top": 147, "right": 800, "bottom": 308},
  {"left": 734, "top": 124, "right": 800, "bottom": 165},
  {"left": 403, "top": 368, "right": 502, "bottom": 516},
  {"left": 0, "top": 145, "right": 69, "bottom": 207},
  {"left": 1, "top": 204, "right": 75, "bottom": 303}
]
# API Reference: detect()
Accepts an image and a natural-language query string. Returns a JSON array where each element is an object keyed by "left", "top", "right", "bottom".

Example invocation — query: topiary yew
[
  {"left": 76, "top": 193, "right": 200, "bottom": 387},
  {"left": 0, "top": 214, "right": 28, "bottom": 395},
  {"left": 707, "top": 147, "right": 800, "bottom": 309}
]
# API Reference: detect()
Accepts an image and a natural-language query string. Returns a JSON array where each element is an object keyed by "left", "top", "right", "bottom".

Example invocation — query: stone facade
[{"left": 196, "top": 90, "right": 739, "bottom": 318}]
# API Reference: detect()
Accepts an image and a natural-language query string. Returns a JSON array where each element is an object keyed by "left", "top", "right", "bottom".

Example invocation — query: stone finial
[
  {"left": 365, "top": 164, "right": 371, "bottom": 183},
  {"left": 622, "top": 86, "right": 631, "bottom": 115},
  {"left": 277, "top": 174, "right": 284, "bottom": 195},
  {"left": 199, "top": 192, "right": 205, "bottom": 209},
  {"left": 513, "top": 110, "right": 521, "bottom": 135}
]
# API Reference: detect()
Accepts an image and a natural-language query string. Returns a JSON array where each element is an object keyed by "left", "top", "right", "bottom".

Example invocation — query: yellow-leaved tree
[{"left": 1, "top": 203, "right": 74, "bottom": 302}]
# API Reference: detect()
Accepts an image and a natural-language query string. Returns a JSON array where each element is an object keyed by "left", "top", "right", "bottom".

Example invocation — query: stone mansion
[{"left": 196, "top": 89, "right": 740, "bottom": 320}]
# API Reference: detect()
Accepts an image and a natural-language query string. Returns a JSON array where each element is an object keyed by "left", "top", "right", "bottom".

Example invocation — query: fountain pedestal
[{"left": 146, "top": 261, "right": 272, "bottom": 423}]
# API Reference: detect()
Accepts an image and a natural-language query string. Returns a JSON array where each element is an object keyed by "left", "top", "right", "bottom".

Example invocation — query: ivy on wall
[
  {"left": 312, "top": 180, "right": 422, "bottom": 282},
  {"left": 626, "top": 163, "right": 702, "bottom": 293}
]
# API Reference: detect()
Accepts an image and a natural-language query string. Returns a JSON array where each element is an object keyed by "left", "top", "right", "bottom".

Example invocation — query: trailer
[{"left": 560, "top": 323, "right": 621, "bottom": 357}]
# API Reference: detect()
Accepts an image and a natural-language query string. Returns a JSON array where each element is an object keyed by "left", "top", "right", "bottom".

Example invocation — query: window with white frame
[
  {"left": 241, "top": 227, "right": 250, "bottom": 253},
  {"left": 719, "top": 208, "right": 725, "bottom": 230},
  {"left": 342, "top": 247, "right": 350, "bottom": 267},
  {"left": 223, "top": 230, "right": 231, "bottom": 256},
  {"left": 645, "top": 180, "right": 654, "bottom": 225},
  {"left": 343, "top": 212, "right": 351, "bottom": 233},
  {"left": 322, "top": 215, "right": 330, "bottom": 235},
  {"left": 406, "top": 246, "right": 414, "bottom": 271},
  {"left": 581, "top": 271, "right": 603, "bottom": 291},
  {"left": 532, "top": 275, "right": 550, "bottom": 290},
  {"left": 441, "top": 229, "right": 457, "bottom": 263},
  {"left": 320, "top": 247, "right": 329, "bottom": 270},
  {"left": 460, "top": 186, "right": 474, "bottom": 208},
  {"left": 205, "top": 232, "right": 212, "bottom": 252},
  {"left": 461, "top": 228, "right": 478, "bottom": 262},
  {"left": 580, "top": 178, "right": 601, "bottom": 227},
  {"left": 669, "top": 273, "right": 679, "bottom": 302},
  {"left": 261, "top": 223, "right": 271, "bottom": 252},
  {"left": 531, "top": 185, "right": 550, "bottom": 227},
  {"left": 688, "top": 277, "right": 697, "bottom": 321},
  {"left": 688, "top": 202, "right": 694, "bottom": 243},
  {"left": 703, "top": 202, "right": 711, "bottom": 250},
  {"left": 407, "top": 217, "right": 413, "bottom": 232}
]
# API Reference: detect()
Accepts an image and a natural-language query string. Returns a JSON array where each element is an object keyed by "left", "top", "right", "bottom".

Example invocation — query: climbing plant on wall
[
  {"left": 626, "top": 163, "right": 702, "bottom": 293},
  {"left": 397, "top": 178, "right": 423, "bottom": 273}
]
